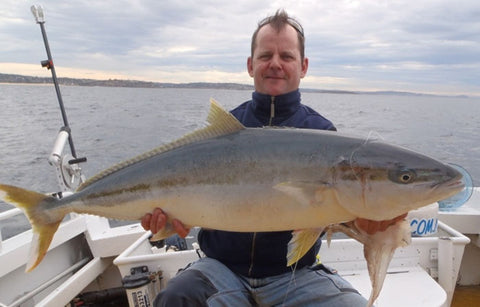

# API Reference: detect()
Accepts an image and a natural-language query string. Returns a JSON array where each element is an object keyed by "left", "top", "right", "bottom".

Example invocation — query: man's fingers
[
  {"left": 141, "top": 213, "right": 152, "bottom": 231},
  {"left": 150, "top": 208, "right": 166, "bottom": 234},
  {"left": 172, "top": 219, "right": 190, "bottom": 238},
  {"left": 141, "top": 208, "right": 189, "bottom": 237},
  {"left": 155, "top": 213, "right": 166, "bottom": 234}
]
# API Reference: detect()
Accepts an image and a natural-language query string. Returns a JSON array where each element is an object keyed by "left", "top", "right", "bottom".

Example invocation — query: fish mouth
[
  {"left": 447, "top": 164, "right": 470, "bottom": 189},
  {"left": 434, "top": 173, "right": 466, "bottom": 200},
  {"left": 436, "top": 165, "right": 474, "bottom": 208},
  {"left": 444, "top": 179, "right": 465, "bottom": 191}
]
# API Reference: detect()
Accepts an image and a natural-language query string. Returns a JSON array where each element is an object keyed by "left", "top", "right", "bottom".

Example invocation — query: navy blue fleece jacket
[{"left": 198, "top": 89, "right": 336, "bottom": 278}]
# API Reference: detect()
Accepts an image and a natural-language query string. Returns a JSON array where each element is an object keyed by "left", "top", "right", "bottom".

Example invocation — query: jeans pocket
[{"left": 311, "top": 265, "right": 359, "bottom": 293}]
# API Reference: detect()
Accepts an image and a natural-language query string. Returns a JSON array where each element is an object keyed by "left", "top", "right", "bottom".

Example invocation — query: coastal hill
[
  {"left": 0, "top": 73, "right": 468, "bottom": 98},
  {"left": 0, "top": 73, "right": 356, "bottom": 95},
  {"left": 0, "top": 73, "right": 254, "bottom": 91}
]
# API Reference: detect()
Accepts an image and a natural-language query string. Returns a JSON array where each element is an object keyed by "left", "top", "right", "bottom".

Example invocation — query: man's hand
[
  {"left": 355, "top": 213, "right": 408, "bottom": 235},
  {"left": 141, "top": 208, "right": 190, "bottom": 238}
]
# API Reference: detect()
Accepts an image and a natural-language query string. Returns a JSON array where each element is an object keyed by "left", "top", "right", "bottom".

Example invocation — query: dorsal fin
[{"left": 77, "top": 98, "right": 245, "bottom": 191}]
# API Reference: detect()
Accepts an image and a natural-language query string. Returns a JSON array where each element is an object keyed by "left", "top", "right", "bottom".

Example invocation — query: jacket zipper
[
  {"left": 249, "top": 96, "right": 275, "bottom": 276},
  {"left": 268, "top": 96, "right": 275, "bottom": 126},
  {"left": 248, "top": 232, "right": 257, "bottom": 276}
]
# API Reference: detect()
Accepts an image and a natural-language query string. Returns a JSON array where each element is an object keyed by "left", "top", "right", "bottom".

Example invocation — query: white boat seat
[{"left": 342, "top": 266, "right": 446, "bottom": 306}]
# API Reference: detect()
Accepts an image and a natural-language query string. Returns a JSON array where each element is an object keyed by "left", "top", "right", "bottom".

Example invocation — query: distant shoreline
[{"left": 0, "top": 73, "right": 470, "bottom": 98}]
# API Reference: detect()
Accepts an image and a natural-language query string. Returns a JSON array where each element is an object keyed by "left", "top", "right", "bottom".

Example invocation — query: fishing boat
[{"left": 1, "top": 6, "right": 479, "bottom": 307}]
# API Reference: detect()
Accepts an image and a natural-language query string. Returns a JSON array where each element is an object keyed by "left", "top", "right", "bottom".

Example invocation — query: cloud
[{"left": 1, "top": 0, "right": 479, "bottom": 95}]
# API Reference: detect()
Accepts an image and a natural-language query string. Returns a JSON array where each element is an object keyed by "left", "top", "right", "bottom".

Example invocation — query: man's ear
[
  {"left": 300, "top": 57, "right": 309, "bottom": 78},
  {"left": 247, "top": 57, "right": 254, "bottom": 77}
]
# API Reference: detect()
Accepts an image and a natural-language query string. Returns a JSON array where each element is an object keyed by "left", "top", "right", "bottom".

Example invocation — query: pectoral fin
[
  {"left": 287, "top": 228, "right": 323, "bottom": 267},
  {"left": 274, "top": 181, "right": 332, "bottom": 207}
]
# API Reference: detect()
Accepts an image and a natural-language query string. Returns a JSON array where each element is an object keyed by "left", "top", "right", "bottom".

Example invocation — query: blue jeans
[{"left": 154, "top": 257, "right": 367, "bottom": 306}]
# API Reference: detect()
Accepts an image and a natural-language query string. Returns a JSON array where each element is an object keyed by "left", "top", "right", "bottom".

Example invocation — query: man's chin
[{"left": 261, "top": 85, "right": 290, "bottom": 96}]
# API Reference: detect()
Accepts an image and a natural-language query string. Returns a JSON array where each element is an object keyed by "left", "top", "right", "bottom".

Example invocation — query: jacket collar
[{"left": 251, "top": 90, "right": 301, "bottom": 122}]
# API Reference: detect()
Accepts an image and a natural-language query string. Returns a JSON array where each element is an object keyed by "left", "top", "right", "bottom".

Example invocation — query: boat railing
[
  {"left": 0, "top": 205, "right": 145, "bottom": 265},
  {"left": 0, "top": 208, "right": 24, "bottom": 254},
  {"left": 0, "top": 206, "right": 144, "bottom": 306}
]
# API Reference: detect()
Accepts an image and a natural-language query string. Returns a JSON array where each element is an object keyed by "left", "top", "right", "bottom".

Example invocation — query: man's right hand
[{"left": 141, "top": 208, "right": 190, "bottom": 238}]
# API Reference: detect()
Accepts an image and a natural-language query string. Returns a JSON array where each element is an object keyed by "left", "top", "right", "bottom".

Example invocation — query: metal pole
[{"left": 31, "top": 5, "right": 78, "bottom": 158}]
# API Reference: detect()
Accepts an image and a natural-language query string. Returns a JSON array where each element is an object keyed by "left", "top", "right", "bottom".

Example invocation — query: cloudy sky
[{"left": 1, "top": 0, "right": 479, "bottom": 95}]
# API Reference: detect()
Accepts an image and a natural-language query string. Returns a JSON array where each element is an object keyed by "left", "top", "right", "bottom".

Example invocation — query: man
[{"left": 142, "top": 9, "right": 404, "bottom": 306}]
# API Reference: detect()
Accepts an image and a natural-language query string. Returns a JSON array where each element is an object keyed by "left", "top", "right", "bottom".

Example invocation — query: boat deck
[{"left": 452, "top": 285, "right": 480, "bottom": 306}]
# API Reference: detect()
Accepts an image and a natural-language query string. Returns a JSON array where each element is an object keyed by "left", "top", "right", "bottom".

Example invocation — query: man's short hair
[{"left": 251, "top": 9, "right": 305, "bottom": 60}]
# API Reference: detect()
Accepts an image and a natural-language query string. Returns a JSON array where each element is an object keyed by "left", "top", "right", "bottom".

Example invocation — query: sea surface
[{"left": 1, "top": 83, "right": 479, "bottom": 238}]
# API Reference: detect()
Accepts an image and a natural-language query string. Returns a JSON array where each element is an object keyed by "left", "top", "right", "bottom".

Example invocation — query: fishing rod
[{"left": 31, "top": 5, "right": 86, "bottom": 192}]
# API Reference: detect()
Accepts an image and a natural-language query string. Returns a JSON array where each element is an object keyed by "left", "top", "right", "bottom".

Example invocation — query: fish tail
[{"left": 0, "top": 184, "right": 63, "bottom": 272}]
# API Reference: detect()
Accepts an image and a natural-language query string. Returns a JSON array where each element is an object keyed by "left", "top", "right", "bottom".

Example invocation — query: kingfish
[{"left": 0, "top": 99, "right": 463, "bottom": 305}]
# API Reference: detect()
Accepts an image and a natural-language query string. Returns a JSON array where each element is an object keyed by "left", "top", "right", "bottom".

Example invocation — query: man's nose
[{"left": 269, "top": 54, "right": 282, "bottom": 69}]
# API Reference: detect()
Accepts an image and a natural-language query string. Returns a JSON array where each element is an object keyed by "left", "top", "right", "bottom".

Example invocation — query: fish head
[{"left": 333, "top": 140, "right": 464, "bottom": 220}]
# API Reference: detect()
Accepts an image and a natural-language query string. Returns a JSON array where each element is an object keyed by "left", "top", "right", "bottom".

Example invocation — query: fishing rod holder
[{"left": 49, "top": 127, "right": 86, "bottom": 192}]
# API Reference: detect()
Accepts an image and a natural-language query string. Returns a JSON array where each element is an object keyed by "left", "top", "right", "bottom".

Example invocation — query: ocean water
[{"left": 1, "top": 83, "right": 479, "bottom": 237}]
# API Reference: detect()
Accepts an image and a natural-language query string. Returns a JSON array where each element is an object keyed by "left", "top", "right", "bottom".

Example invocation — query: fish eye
[
  {"left": 389, "top": 169, "right": 417, "bottom": 184},
  {"left": 400, "top": 172, "right": 413, "bottom": 183}
]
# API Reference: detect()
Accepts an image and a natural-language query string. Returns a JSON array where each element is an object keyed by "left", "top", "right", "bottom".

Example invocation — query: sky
[{"left": 1, "top": 0, "right": 480, "bottom": 96}]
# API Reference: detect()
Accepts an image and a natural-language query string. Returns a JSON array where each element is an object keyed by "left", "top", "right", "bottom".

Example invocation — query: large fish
[{"left": 0, "top": 99, "right": 463, "bottom": 305}]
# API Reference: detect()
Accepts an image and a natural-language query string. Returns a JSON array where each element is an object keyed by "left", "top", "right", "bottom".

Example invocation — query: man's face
[{"left": 248, "top": 24, "right": 308, "bottom": 96}]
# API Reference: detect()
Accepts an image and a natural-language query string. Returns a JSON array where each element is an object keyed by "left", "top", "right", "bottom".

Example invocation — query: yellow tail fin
[{"left": 0, "top": 184, "right": 63, "bottom": 272}]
